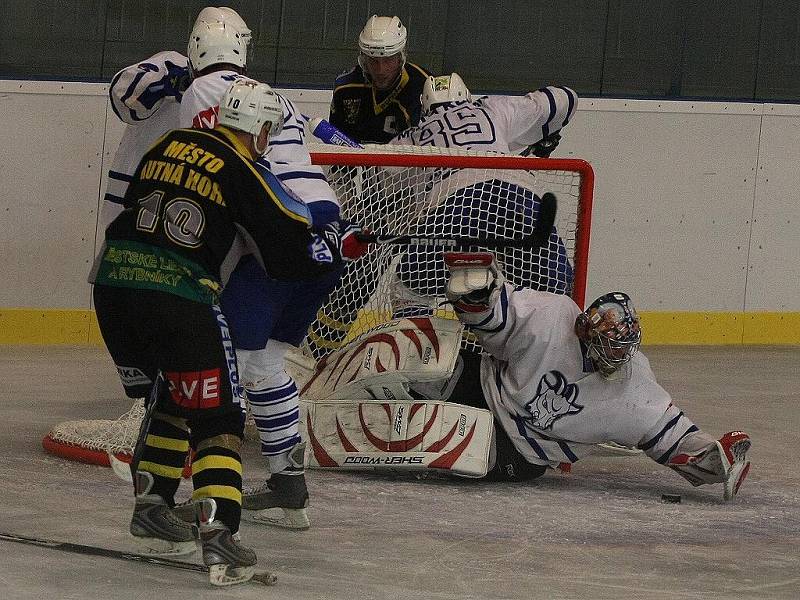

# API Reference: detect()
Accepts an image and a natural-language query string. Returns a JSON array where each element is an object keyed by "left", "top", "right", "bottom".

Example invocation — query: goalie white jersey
[
  {"left": 468, "top": 284, "right": 672, "bottom": 468},
  {"left": 389, "top": 86, "right": 577, "bottom": 154},
  {"left": 179, "top": 71, "right": 339, "bottom": 213}
]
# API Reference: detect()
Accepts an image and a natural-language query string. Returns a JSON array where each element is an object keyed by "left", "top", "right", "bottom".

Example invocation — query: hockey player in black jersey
[
  {"left": 329, "top": 15, "right": 431, "bottom": 144},
  {"left": 90, "top": 80, "right": 367, "bottom": 586}
]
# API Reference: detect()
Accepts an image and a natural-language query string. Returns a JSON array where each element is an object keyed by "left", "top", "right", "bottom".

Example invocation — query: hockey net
[
  {"left": 302, "top": 143, "right": 594, "bottom": 359},
  {"left": 42, "top": 143, "right": 593, "bottom": 467}
]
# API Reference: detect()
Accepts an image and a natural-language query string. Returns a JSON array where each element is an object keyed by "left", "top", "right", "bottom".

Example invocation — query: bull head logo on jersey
[{"left": 523, "top": 370, "right": 583, "bottom": 430}]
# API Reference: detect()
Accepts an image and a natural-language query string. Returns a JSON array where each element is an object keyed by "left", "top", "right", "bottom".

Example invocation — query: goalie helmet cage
[{"left": 42, "top": 143, "right": 594, "bottom": 468}]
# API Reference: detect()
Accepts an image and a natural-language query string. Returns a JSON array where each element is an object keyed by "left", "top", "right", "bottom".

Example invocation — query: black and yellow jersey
[
  {"left": 329, "top": 62, "right": 431, "bottom": 144},
  {"left": 90, "top": 126, "right": 331, "bottom": 303}
]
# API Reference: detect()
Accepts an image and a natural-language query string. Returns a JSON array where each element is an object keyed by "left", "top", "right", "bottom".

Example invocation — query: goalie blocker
[{"left": 287, "top": 316, "right": 494, "bottom": 477}]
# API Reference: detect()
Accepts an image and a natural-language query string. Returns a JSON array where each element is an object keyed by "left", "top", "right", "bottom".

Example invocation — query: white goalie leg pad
[
  {"left": 299, "top": 399, "right": 493, "bottom": 477},
  {"left": 298, "top": 316, "right": 464, "bottom": 402}
]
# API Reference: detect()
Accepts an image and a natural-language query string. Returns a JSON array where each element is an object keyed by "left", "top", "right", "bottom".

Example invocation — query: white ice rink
[{"left": 1, "top": 345, "right": 798, "bottom": 599}]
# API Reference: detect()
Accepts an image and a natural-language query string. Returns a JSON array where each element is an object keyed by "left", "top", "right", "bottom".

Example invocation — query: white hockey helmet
[
  {"left": 421, "top": 73, "right": 471, "bottom": 114},
  {"left": 575, "top": 292, "right": 642, "bottom": 377},
  {"left": 358, "top": 15, "right": 407, "bottom": 57},
  {"left": 188, "top": 20, "right": 246, "bottom": 73},
  {"left": 194, "top": 7, "right": 252, "bottom": 46},
  {"left": 218, "top": 80, "right": 284, "bottom": 154}
]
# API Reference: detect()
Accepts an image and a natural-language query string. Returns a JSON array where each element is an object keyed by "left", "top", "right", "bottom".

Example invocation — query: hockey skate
[
  {"left": 129, "top": 471, "right": 196, "bottom": 556},
  {"left": 242, "top": 443, "right": 310, "bottom": 530},
  {"left": 194, "top": 498, "right": 275, "bottom": 586},
  {"left": 668, "top": 431, "right": 751, "bottom": 501}
]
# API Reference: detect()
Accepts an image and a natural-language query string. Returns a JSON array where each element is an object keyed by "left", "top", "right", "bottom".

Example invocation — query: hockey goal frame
[{"left": 308, "top": 151, "right": 595, "bottom": 308}]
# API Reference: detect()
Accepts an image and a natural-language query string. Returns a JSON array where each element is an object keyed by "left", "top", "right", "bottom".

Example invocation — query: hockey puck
[{"left": 661, "top": 494, "right": 681, "bottom": 504}]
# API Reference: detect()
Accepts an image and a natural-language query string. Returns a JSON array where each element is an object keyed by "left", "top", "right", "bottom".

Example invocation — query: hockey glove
[
  {"left": 444, "top": 252, "right": 505, "bottom": 315},
  {"left": 530, "top": 131, "right": 562, "bottom": 158},
  {"left": 162, "top": 60, "right": 191, "bottom": 100},
  {"left": 309, "top": 220, "right": 370, "bottom": 264}
]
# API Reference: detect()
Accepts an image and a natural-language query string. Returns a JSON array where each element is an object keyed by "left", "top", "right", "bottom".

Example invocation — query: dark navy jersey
[
  {"left": 91, "top": 126, "right": 331, "bottom": 303},
  {"left": 329, "top": 62, "right": 431, "bottom": 144}
]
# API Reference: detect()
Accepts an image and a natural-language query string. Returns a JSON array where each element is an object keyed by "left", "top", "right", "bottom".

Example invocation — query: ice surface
[{"left": 0, "top": 346, "right": 797, "bottom": 599}]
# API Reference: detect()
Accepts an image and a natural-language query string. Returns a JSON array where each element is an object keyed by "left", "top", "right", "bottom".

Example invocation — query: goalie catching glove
[
  {"left": 444, "top": 252, "right": 505, "bottom": 316},
  {"left": 309, "top": 220, "right": 370, "bottom": 264}
]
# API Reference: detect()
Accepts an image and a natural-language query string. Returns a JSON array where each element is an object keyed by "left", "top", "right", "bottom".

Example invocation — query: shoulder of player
[
  {"left": 112, "top": 50, "right": 188, "bottom": 79},
  {"left": 333, "top": 67, "right": 364, "bottom": 88},
  {"left": 405, "top": 62, "right": 431, "bottom": 80},
  {"left": 188, "top": 70, "right": 244, "bottom": 91},
  {"left": 251, "top": 161, "right": 313, "bottom": 223},
  {"left": 510, "top": 287, "right": 579, "bottom": 317},
  {"left": 156, "top": 127, "right": 258, "bottom": 174}
]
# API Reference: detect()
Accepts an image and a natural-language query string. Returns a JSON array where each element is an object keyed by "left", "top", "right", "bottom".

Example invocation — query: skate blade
[
  {"left": 241, "top": 507, "right": 310, "bottom": 530},
  {"left": 208, "top": 564, "right": 278, "bottom": 586},
  {"left": 132, "top": 536, "right": 196, "bottom": 557}
]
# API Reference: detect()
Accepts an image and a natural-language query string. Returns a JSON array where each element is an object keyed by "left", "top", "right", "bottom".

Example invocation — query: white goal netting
[
  {"left": 302, "top": 143, "right": 594, "bottom": 359},
  {"left": 42, "top": 144, "right": 594, "bottom": 466}
]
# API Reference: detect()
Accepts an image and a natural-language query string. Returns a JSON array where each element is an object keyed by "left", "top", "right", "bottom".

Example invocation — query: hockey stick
[
  {"left": 355, "top": 191, "right": 557, "bottom": 250},
  {"left": 0, "top": 531, "right": 277, "bottom": 585}
]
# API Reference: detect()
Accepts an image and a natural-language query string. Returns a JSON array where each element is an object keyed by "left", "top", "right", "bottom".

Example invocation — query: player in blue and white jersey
[
  {"left": 386, "top": 73, "right": 578, "bottom": 307},
  {"left": 177, "top": 18, "right": 352, "bottom": 530},
  {"left": 102, "top": 8, "right": 348, "bottom": 530},
  {"left": 391, "top": 73, "right": 576, "bottom": 156},
  {"left": 101, "top": 7, "right": 250, "bottom": 230}
]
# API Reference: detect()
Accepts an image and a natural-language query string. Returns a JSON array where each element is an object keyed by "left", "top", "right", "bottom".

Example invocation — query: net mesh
[
  {"left": 303, "top": 143, "right": 592, "bottom": 359},
  {"left": 44, "top": 401, "right": 145, "bottom": 457},
  {"left": 43, "top": 144, "right": 593, "bottom": 466}
]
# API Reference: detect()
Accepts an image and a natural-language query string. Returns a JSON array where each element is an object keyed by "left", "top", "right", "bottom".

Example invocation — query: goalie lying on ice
[
  {"left": 439, "top": 252, "right": 752, "bottom": 500},
  {"left": 294, "top": 253, "right": 752, "bottom": 501}
]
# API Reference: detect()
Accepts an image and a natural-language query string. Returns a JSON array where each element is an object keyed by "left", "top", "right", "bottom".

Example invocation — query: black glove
[
  {"left": 162, "top": 60, "right": 191, "bottom": 100},
  {"left": 530, "top": 131, "right": 562, "bottom": 158}
]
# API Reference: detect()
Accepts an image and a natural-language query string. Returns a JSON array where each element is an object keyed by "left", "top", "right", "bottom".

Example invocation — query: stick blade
[{"left": 532, "top": 192, "right": 557, "bottom": 246}]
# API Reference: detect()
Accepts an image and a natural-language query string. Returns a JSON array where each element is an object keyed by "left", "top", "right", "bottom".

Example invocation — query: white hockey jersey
[
  {"left": 102, "top": 51, "right": 188, "bottom": 230},
  {"left": 464, "top": 284, "right": 672, "bottom": 468},
  {"left": 179, "top": 71, "right": 339, "bottom": 214},
  {"left": 389, "top": 86, "right": 577, "bottom": 154}
]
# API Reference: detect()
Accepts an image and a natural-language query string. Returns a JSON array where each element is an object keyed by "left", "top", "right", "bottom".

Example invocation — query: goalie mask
[
  {"left": 575, "top": 292, "right": 641, "bottom": 377},
  {"left": 421, "top": 73, "right": 471, "bottom": 115},
  {"left": 218, "top": 80, "right": 284, "bottom": 155}
]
